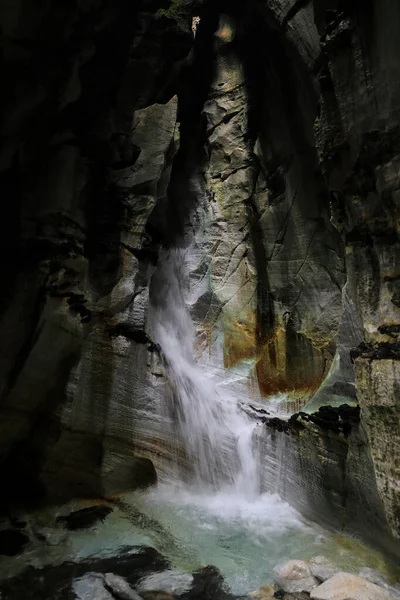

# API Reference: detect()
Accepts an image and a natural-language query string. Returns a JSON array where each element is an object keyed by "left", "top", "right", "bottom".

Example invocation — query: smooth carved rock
[
  {"left": 310, "top": 573, "right": 397, "bottom": 600},
  {"left": 272, "top": 560, "right": 318, "bottom": 594}
]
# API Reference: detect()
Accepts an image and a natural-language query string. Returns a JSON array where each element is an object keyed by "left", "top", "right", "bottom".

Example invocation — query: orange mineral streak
[
  {"left": 223, "top": 318, "right": 257, "bottom": 369},
  {"left": 256, "top": 328, "right": 289, "bottom": 397},
  {"left": 222, "top": 319, "right": 325, "bottom": 401}
]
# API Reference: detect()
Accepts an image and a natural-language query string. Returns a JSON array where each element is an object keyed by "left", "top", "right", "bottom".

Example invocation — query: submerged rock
[
  {"left": 309, "top": 572, "right": 396, "bottom": 600},
  {"left": 0, "top": 529, "right": 29, "bottom": 556},
  {"left": 57, "top": 505, "right": 113, "bottom": 530},
  {"left": 272, "top": 561, "right": 318, "bottom": 594}
]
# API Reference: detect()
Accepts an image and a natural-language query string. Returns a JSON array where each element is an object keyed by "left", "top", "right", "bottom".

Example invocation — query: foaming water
[
  {"left": 149, "top": 247, "right": 259, "bottom": 495},
  {"left": 145, "top": 484, "right": 308, "bottom": 535}
]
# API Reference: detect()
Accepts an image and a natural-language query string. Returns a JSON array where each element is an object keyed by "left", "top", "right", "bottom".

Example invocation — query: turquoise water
[
  {"left": 91, "top": 485, "right": 398, "bottom": 596},
  {"left": 1, "top": 484, "right": 398, "bottom": 596}
]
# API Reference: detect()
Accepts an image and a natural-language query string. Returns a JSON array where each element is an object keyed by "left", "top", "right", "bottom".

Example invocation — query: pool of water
[
  {"left": 110, "top": 484, "right": 399, "bottom": 596},
  {"left": 2, "top": 484, "right": 399, "bottom": 596}
]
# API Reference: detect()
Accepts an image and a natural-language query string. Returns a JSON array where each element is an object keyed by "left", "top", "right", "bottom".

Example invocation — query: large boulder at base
[
  {"left": 309, "top": 557, "right": 338, "bottom": 583},
  {"left": 310, "top": 572, "right": 396, "bottom": 600},
  {"left": 272, "top": 561, "right": 318, "bottom": 594}
]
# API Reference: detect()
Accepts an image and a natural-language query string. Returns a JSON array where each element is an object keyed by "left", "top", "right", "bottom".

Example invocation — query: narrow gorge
[{"left": 0, "top": 0, "right": 399, "bottom": 598}]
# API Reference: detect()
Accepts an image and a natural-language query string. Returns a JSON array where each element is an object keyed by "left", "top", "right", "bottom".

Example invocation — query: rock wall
[
  {"left": 174, "top": 0, "right": 400, "bottom": 546},
  {"left": 256, "top": 408, "right": 400, "bottom": 561},
  {"left": 0, "top": 0, "right": 194, "bottom": 503}
]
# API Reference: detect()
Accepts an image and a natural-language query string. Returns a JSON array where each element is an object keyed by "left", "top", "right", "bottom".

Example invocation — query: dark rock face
[{"left": 0, "top": 0, "right": 193, "bottom": 502}]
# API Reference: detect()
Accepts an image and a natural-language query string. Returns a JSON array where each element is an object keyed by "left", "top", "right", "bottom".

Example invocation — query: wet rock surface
[
  {"left": 293, "top": 405, "right": 361, "bottom": 436},
  {"left": 0, "top": 543, "right": 238, "bottom": 600},
  {"left": 56, "top": 505, "right": 114, "bottom": 530},
  {"left": 0, "top": 545, "right": 169, "bottom": 600}
]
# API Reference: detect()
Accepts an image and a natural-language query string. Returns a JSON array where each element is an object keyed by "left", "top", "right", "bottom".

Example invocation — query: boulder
[
  {"left": 310, "top": 572, "right": 396, "bottom": 600},
  {"left": 309, "top": 557, "right": 338, "bottom": 583},
  {"left": 272, "top": 560, "right": 318, "bottom": 594}
]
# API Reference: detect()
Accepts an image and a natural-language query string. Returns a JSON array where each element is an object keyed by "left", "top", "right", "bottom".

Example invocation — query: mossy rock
[{"left": 156, "top": 0, "right": 201, "bottom": 25}]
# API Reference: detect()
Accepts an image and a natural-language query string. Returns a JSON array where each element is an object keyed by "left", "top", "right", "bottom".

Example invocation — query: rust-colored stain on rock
[{"left": 223, "top": 319, "right": 325, "bottom": 400}]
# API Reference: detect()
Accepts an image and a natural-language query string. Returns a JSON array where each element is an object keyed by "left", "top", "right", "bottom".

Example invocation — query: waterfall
[{"left": 149, "top": 247, "right": 260, "bottom": 496}]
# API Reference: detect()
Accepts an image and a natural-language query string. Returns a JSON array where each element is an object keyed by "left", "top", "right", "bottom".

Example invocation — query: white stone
[
  {"left": 310, "top": 572, "right": 396, "bottom": 600},
  {"left": 272, "top": 560, "right": 318, "bottom": 593}
]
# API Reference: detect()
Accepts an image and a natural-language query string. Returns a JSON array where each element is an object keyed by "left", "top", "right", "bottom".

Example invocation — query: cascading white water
[{"left": 149, "top": 247, "right": 259, "bottom": 496}]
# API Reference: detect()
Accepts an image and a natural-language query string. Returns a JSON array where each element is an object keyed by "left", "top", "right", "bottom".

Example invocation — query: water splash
[{"left": 149, "top": 247, "right": 259, "bottom": 496}]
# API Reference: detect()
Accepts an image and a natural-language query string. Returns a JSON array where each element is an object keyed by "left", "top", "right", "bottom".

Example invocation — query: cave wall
[{"left": 0, "top": 0, "right": 195, "bottom": 502}]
